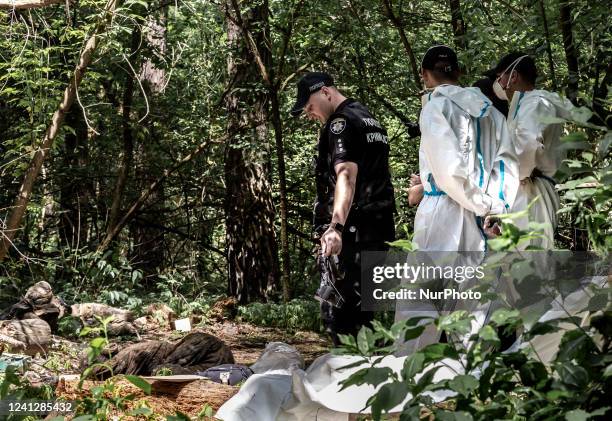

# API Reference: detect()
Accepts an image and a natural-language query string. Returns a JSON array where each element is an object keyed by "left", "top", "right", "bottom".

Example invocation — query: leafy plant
[
  {"left": 556, "top": 114, "right": 611, "bottom": 252},
  {"left": 336, "top": 305, "right": 611, "bottom": 421},
  {"left": 237, "top": 299, "right": 321, "bottom": 332},
  {"left": 72, "top": 315, "right": 153, "bottom": 419},
  {"left": 0, "top": 366, "right": 55, "bottom": 421}
]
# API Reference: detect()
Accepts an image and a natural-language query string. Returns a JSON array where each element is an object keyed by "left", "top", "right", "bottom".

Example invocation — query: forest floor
[{"left": 21, "top": 319, "right": 330, "bottom": 418}]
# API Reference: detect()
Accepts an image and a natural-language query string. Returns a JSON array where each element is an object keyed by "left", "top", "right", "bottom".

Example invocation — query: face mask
[
  {"left": 493, "top": 79, "right": 508, "bottom": 100},
  {"left": 493, "top": 55, "right": 529, "bottom": 101}
]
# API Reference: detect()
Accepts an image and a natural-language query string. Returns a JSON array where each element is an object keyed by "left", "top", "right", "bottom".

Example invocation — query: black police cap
[
  {"left": 421, "top": 45, "right": 459, "bottom": 72},
  {"left": 290, "top": 72, "right": 334, "bottom": 117}
]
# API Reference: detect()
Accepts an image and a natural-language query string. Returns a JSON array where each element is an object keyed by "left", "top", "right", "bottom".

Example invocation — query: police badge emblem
[{"left": 330, "top": 118, "right": 346, "bottom": 134}]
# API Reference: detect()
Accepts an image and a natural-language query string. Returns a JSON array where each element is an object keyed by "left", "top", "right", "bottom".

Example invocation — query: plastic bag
[{"left": 250, "top": 342, "right": 304, "bottom": 373}]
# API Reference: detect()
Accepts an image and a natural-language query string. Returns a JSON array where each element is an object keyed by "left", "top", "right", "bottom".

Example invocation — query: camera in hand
[{"left": 314, "top": 254, "right": 345, "bottom": 308}]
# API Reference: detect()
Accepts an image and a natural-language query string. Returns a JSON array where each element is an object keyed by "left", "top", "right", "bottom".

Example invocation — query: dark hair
[
  {"left": 499, "top": 52, "right": 537, "bottom": 85},
  {"left": 473, "top": 77, "right": 509, "bottom": 117},
  {"left": 421, "top": 45, "right": 460, "bottom": 82},
  {"left": 428, "top": 61, "right": 460, "bottom": 82}
]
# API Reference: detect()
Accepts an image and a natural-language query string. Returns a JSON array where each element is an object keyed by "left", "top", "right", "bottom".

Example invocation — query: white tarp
[
  {"left": 216, "top": 353, "right": 464, "bottom": 421},
  {"left": 217, "top": 277, "right": 606, "bottom": 420}
]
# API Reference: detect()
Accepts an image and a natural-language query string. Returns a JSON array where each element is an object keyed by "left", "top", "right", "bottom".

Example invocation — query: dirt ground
[
  {"left": 21, "top": 319, "right": 330, "bottom": 418},
  {"left": 205, "top": 320, "right": 330, "bottom": 367}
]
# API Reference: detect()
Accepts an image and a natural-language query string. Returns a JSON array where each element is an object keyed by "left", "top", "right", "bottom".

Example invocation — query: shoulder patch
[{"left": 330, "top": 117, "right": 346, "bottom": 135}]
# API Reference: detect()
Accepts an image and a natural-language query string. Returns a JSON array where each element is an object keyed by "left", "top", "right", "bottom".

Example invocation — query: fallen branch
[{"left": 0, "top": 0, "right": 68, "bottom": 9}]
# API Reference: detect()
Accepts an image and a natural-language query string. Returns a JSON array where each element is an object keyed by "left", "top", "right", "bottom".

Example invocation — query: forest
[{"left": 0, "top": 0, "right": 610, "bottom": 420}]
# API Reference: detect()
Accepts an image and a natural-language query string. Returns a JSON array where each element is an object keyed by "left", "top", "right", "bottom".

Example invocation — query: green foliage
[
  {"left": 57, "top": 315, "right": 84, "bottom": 339},
  {"left": 124, "top": 375, "right": 152, "bottom": 395},
  {"left": 154, "top": 367, "right": 173, "bottom": 376},
  {"left": 74, "top": 315, "right": 155, "bottom": 419},
  {"left": 198, "top": 404, "right": 214, "bottom": 418},
  {"left": 487, "top": 201, "right": 548, "bottom": 251},
  {"left": 0, "top": 0, "right": 609, "bottom": 309},
  {"left": 237, "top": 299, "right": 321, "bottom": 332},
  {"left": 557, "top": 122, "right": 611, "bottom": 252},
  {"left": 0, "top": 367, "right": 55, "bottom": 421},
  {"left": 336, "top": 215, "right": 610, "bottom": 419},
  {"left": 337, "top": 306, "right": 612, "bottom": 420},
  {"left": 0, "top": 1, "right": 610, "bottom": 416},
  {"left": 155, "top": 272, "right": 220, "bottom": 320}
]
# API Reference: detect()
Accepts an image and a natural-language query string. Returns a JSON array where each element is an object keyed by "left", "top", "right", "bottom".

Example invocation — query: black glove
[{"left": 404, "top": 121, "right": 421, "bottom": 139}]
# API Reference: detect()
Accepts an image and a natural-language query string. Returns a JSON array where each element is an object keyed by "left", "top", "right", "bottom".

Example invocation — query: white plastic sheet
[
  {"left": 217, "top": 352, "right": 465, "bottom": 421},
  {"left": 218, "top": 273, "right": 604, "bottom": 421}
]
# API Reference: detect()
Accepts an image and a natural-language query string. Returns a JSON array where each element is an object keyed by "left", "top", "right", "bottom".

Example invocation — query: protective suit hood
[
  {"left": 510, "top": 89, "right": 573, "bottom": 121},
  {"left": 415, "top": 83, "right": 519, "bottom": 252},
  {"left": 431, "top": 84, "right": 492, "bottom": 118}
]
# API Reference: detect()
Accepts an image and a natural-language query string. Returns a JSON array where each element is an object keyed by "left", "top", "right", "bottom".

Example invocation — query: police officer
[{"left": 291, "top": 72, "right": 395, "bottom": 346}]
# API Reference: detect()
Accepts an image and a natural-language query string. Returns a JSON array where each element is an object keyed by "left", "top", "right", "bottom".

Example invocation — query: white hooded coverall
[
  {"left": 507, "top": 90, "right": 573, "bottom": 249},
  {"left": 396, "top": 85, "right": 519, "bottom": 354},
  {"left": 413, "top": 85, "right": 520, "bottom": 252}
]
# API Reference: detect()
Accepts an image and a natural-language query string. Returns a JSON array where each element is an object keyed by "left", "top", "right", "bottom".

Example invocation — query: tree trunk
[
  {"left": 0, "top": 0, "right": 118, "bottom": 262},
  {"left": 140, "top": 7, "right": 167, "bottom": 95},
  {"left": 537, "top": 0, "right": 557, "bottom": 89},
  {"left": 129, "top": 4, "right": 167, "bottom": 279},
  {"left": 448, "top": 0, "right": 467, "bottom": 50},
  {"left": 559, "top": 0, "right": 579, "bottom": 103},
  {"left": 592, "top": 58, "right": 612, "bottom": 128},
  {"left": 107, "top": 27, "right": 140, "bottom": 239},
  {"left": 226, "top": 0, "right": 301, "bottom": 302},
  {"left": 269, "top": 88, "right": 291, "bottom": 301},
  {"left": 223, "top": 0, "right": 279, "bottom": 304}
]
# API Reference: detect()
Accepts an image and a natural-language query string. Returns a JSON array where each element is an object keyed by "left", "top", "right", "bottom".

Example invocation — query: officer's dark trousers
[{"left": 321, "top": 237, "right": 387, "bottom": 347}]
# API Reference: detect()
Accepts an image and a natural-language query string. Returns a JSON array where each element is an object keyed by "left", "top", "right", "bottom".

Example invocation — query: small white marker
[{"left": 174, "top": 318, "right": 191, "bottom": 332}]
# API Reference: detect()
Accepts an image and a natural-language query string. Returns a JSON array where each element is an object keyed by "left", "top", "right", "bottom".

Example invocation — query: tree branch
[
  {"left": 274, "top": 0, "right": 306, "bottom": 88},
  {"left": 380, "top": 0, "right": 421, "bottom": 87},
  {"left": 0, "top": 0, "right": 119, "bottom": 262},
  {"left": 0, "top": 0, "right": 69, "bottom": 9},
  {"left": 96, "top": 131, "right": 230, "bottom": 253},
  {"left": 227, "top": 0, "right": 271, "bottom": 85}
]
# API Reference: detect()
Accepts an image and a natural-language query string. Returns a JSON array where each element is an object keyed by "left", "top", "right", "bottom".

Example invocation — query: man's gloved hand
[
  {"left": 321, "top": 226, "right": 342, "bottom": 256},
  {"left": 404, "top": 121, "right": 421, "bottom": 138},
  {"left": 483, "top": 215, "right": 502, "bottom": 238},
  {"left": 407, "top": 173, "right": 424, "bottom": 207}
]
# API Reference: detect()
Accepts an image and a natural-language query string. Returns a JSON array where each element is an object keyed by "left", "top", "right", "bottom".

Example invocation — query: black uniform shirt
[{"left": 314, "top": 98, "right": 395, "bottom": 243}]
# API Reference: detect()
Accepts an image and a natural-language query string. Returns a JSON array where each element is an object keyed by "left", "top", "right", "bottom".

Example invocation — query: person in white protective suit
[
  {"left": 395, "top": 46, "right": 520, "bottom": 354},
  {"left": 413, "top": 46, "right": 520, "bottom": 252},
  {"left": 489, "top": 52, "right": 573, "bottom": 248}
]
